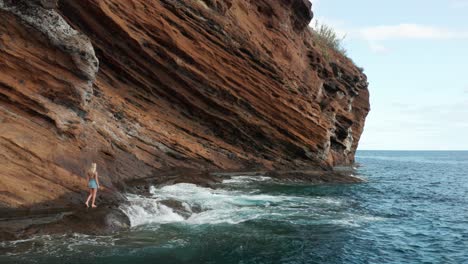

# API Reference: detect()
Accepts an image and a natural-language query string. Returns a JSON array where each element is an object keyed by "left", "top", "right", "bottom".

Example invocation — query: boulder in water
[{"left": 159, "top": 199, "right": 203, "bottom": 219}]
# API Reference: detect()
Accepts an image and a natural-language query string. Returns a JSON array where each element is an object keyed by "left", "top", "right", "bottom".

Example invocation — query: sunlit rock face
[{"left": 0, "top": 0, "right": 369, "bottom": 208}]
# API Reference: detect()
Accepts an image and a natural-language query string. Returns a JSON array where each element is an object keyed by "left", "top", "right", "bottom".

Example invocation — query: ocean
[{"left": 1, "top": 151, "right": 467, "bottom": 263}]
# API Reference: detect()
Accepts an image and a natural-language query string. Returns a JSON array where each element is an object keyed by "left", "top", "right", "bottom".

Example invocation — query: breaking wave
[{"left": 120, "top": 177, "right": 382, "bottom": 227}]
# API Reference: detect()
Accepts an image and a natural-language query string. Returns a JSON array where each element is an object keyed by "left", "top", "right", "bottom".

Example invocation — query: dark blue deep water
[{"left": 1, "top": 151, "right": 467, "bottom": 263}]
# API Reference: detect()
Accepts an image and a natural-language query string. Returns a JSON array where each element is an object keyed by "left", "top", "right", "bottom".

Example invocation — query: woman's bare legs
[
  {"left": 91, "top": 188, "right": 98, "bottom": 208},
  {"left": 85, "top": 189, "right": 93, "bottom": 207}
]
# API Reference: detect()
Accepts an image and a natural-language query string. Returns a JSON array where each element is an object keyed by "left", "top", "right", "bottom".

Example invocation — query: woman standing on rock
[{"left": 85, "top": 162, "right": 100, "bottom": 208}]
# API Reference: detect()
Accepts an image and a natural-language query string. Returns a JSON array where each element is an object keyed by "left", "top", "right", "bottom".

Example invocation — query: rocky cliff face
[{"left": 0, "top": 0, "right": 369, "bottom": 208}]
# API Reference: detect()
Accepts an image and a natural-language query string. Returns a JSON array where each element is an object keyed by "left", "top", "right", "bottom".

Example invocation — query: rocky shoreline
[
  {"left": 0, "top": 168, "right": 362, "bottom": 242},
  {"left": 0, "top": 0, "right": 370, "bottom": 244},
  {"left": 0, "top": 0, "right": 369, "bottom": 212}
]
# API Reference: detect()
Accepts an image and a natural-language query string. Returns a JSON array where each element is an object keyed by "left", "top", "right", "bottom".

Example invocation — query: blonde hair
[{"left": 88, "top": 163, "right": 97, "bottom": 178}]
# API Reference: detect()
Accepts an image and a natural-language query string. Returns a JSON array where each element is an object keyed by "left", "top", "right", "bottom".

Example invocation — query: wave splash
[
  {"left": 120, "top": 176, "right": 382, "bottom": 228},
  {"left": 121, "top": 182, "right": 284, "bottom": 226}
]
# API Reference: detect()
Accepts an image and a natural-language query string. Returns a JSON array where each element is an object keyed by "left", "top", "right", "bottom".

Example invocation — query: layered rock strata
[{"left": 0, "top": 0, "right": 370, "bottom": 209}]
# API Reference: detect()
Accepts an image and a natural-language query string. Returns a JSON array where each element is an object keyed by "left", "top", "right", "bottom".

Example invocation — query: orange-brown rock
[{"left": 0, "top": 0, "right": 370, "bottom": 209}]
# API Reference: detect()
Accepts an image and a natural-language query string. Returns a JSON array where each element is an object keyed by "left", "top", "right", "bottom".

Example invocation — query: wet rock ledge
[
  {"left": 0, "top": 206, "right": 130, "bottom": 241},
  {"left": 0, "top": 167, "right": 363, "bottom": 242}
]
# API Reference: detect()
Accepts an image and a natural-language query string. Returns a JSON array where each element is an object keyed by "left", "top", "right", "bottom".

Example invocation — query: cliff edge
[{"left": 0, "top": 0, "right": 370, "bottom": 209}]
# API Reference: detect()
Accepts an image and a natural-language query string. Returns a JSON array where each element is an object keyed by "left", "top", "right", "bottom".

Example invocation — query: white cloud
[
  {"left": 309, "top": 12, "right": 468, "bottom": 54},
  {"left": 358, "top": 24, "right": 468, "bottom": 53},
  {"left": 359, "top": 24, "right": 468, "bottom": 41}
]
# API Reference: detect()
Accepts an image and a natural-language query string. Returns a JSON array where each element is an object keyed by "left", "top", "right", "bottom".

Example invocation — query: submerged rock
[{"left": 159, "top": 199, "right": 203, "bottom": 219}]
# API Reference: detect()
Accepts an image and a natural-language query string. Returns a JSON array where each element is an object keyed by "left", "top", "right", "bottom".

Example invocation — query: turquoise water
[{"left": 1, "top": 151, "right": 467, "bottom": 263}]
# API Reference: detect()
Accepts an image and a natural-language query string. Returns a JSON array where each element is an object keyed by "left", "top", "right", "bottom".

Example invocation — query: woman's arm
[{"left": 96, "top": 172, "right": 100, "bottom": 187}]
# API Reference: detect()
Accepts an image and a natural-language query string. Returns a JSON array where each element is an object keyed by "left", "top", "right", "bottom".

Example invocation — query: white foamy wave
[
  {"left": 222, "top": 176, "right": 272, "bottom": 184},
  {"left": 329, "top": 214, "right": 386, "bottom": 227},
  {"left": 120, "top": 194, "right": 185, "bottom": 226},
  {"left": 64, "top": 233, "right": 117, "bottom": 252},
  {"left": 0, "top": 233, "right": 117, "bottom": 257},
  {"left": 120, "top": 183, "right": 347, "bottom": 227}
]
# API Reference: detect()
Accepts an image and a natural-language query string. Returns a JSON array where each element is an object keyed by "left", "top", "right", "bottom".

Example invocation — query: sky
[{"left": 310, "top": 0, "right": 468, "bottom": 150}]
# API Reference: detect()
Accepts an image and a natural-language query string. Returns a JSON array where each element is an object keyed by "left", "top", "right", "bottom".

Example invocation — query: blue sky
[{"left": 310, "top": 0, "right": 468, "bottom": 150}]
